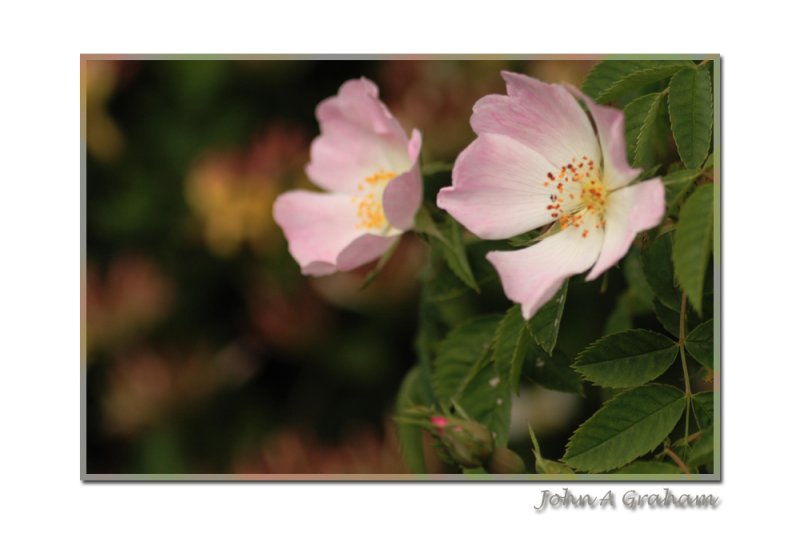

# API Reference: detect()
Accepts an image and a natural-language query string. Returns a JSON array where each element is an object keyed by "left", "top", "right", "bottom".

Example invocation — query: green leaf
[
  {"left": 687, "top": 431, "right": 714, "bottom": 468},
  {"left": 425, "top": 242, "right": 498, "bottom": 304},
  {"left": 527, "top": 280, "right": 569, "bottom": 354},
  {"left": 416, "top": 208, "right": 481, "bottom": 293},
  {"left": 425, "top": 260, "right": 470, "bottom": 303},
  {"left": 668, "top": 67, "right": 713, "bottom": 169},
  {"left": 414, "top": 289, "right": 442, "bottom": 407},
  {"left": 414, "top": 204, "right": 444, "bottom": 240},
  {"left": 623, "top": 247, "right": 655, "bottom": 310},
  {"left": 439, "top": 216, "right": 480, "bottom": 292},
  {"left": 642, "top": 232, "right": 681, "bottom": 311},
  {"left": 652, "top": 294, "right": 703, "bottom": 339},
  {"left": 582, "top": 60, "right": 694, "bottom": 103},
  {"left": 493, "top": 305, "right": 533, "bottom": 395},
  {"left": 685, "top": 319, "right": 713, "bottom": 369},
  {"left": 527, "top": 347, "right": 583, "bottom": 394},
  {"left": 530, "top": 425, "right": 575, "bottom": 475},
  {"left": 394, "top": 367, "right": 428, "bottom": 473},
  {"left": 433, "top": 315, "right": 500, "bottom": 403},
  {"left": 562, "top": 384, "right": 686, "bottom": 473},
  {"left": 639, "top": 164, "right": 664, "bottom": 180},
  {"left": 673, "top": 184, "right": 714, "bottom": 313},
  {"left": 573, "top": 330, "right": 679, "bottom": 388},
  {"left": 692, "top": 391, "right": 714, "bottom": 430},
  {"left": 536, "top": 454, "right": 576, "bottom": 475},
  {"left": 462, "top": 365, "right": 512, "bottom": 447},
  {"left": 433, "top": 315, "right": 511, "bottom": 445},
  {"left": 507, "top": 219, "right": 566, "bottom": 249},
  {"left": 603, "top": 293, "right": 634, "bottom": 335},
  {"left": 528, "top": 424, "right": 543, "bottom": 457},
  {"left": 704, "top": 151, "right": 715, "bottom": 170},
  {"left": 507, "top": 228, "right": 541, "bottom": 248},
  {"left": 612, "top": 460, "right": 683, "bottom": 474},
  {"left": 652, "top": 299, "right": 680, "bottom": 338},
  {"left": 662, "top": 168, "right": 703, "bottom": 215},
  {"left": 462, "top": 466, "right": 488, "bottom": 476},
  {"left": 624, "top": 92, "right": 665, "bottom": 167}
]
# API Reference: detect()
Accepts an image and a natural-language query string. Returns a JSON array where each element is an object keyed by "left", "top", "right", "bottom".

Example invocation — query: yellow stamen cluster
[
  {"left": 353, "top": 170, "right": 397, "bottom": 231},
  {"left": 544, "top": 155, "right": 607, "bottom": 238}
]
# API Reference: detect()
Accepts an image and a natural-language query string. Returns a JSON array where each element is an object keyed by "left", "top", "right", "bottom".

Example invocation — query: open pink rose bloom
[
  {"left": 274, "top": 78, "right": 422, "bottom": 276},
  {"left": 438, "top": 72, "right": 665, "bottom": 319}
]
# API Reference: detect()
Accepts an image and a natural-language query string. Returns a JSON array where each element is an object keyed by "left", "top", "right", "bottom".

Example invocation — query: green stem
[
  {"left": 671, "top": 430, "right": 702, "bottom": 449},
  {"left": 416, "top": 279, "right": 441, "bottom": 411},
  {"left": 678, "top": 292, "right": 693, "bottom": 446},
  {"left": 450, "top": 345, "right": 492, "bottom": 407},
  {"left": 663, "top": 447, "right": 691, "bottom": 475}
]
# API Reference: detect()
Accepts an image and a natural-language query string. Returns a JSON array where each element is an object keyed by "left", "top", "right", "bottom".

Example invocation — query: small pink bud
[
  {"left": 430, "top": 415, "right": 449, "bottom": 436},
  {"left": 434, "top": 418, "right": 494, "bottom": 468},
  {"left": 431, "top": 415, "right": 449, "bottom": 429}
]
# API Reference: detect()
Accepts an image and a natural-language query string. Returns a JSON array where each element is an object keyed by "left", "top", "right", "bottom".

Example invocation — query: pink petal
[
  {"left": 407, "top": 127, "right": 422, "bottom": 163},
  {"left": 336, "top": 233, "right": 399, "bottom": 271},
  {"left": 471, "top": 72, "right": 600, "bottom": 169},
  {"left": 383, "top": 129, "right": 423, "bottom": 231},
  {"left": 273, "top": 190, "right": 394, "bottom": 275},
  {"left": 486, "top": 222, "right": 604, "bottom": 320},
  {"left": 328, "top": 78, "right": 408, "bottom": 143},
  {"left": 307, "top": 78, "right": 411, "bottom": 194},
  {"left": 437, "top": 133, "right": 568, "bottom": 239},
  {"left": 568, "top": 86, "right": 641, "bottom": 191},
  {"left": 586, "top": 179, "right": 666, "bottom": 281}
]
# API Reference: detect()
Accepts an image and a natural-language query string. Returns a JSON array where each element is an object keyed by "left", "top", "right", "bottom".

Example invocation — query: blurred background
[{"left": 83, "top": 58, "right": 607, "bottom": 475}]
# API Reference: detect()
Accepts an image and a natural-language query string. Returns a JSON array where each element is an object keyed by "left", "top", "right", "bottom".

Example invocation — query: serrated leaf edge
[
  {"left": 627, "top": 92, "right": 665, "bottom": 167},
  {"left": 585, "top": 61, "right": 690, "bottom": 103},
  {"left": 668, "top": 67, "right": 713, "bottom": 169},
  {"left": 562, "top": 384, "right": 685, "bottom": 472}
]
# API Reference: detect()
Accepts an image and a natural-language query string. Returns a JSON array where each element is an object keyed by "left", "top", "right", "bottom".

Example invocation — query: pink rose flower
[
  {"left": 274, "top": 78, "right": 422, "bottom": 276},
  {"left": 437, "top": 72, "right": 665, "bottom": 319}
]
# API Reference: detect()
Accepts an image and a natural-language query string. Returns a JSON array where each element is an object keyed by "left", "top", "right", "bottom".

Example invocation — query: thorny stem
[
  {"left": 678, "top": 292, "right": 693, "bottom": 447},
  {"left": 664, "top": 447, "right": 691, "bottom": 475}
]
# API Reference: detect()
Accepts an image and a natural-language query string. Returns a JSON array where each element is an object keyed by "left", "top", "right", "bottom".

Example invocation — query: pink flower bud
[{"left": 434, "top": 417, "right": 494, "bottom": 468}]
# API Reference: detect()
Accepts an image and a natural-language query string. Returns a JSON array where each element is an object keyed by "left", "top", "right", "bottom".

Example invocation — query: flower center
[
  {"left": 543, "top": 155, "right": 607, "bottom": 238},
  {"left": 353, "top": 169, "right": 398, "bottom": 231}
]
